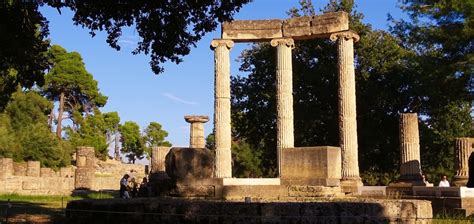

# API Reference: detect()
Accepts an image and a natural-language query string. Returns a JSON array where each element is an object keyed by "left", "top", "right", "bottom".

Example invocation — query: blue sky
[{"left": 40, "top": 1, "right": 407, "bottom": 155}]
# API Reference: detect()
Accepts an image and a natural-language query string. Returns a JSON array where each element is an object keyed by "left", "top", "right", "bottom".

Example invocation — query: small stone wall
[
  {"left": 92, "top": 159, "right": 146, "bottom": 190},
  {"left": 66, "top": 198, "right": 432, "bottom": 224}
]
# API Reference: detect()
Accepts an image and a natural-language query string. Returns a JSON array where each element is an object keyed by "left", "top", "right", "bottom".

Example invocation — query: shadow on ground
[{"left": 0, "top": 200, "right": 66, "bottom": 223}]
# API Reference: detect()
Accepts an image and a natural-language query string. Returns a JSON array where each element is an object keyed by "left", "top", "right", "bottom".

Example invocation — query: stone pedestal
[
  {"left": 270, "top": 38, "right": 295, "bottom": 175},
  {"left": 280, "top": 146, "right": 341, "bottom": 186},
  {"left": 184, "top": 115, "right": 209, "bottom": 148},
  {"left": 211, "top": 39, "right": 234, "bottom": 178},
  {"left": 165, "top": 147, "right": 214, "bottom": 180},
  {"left": 453, "top": 138, "right": 474, "bottom": 186},
  {"left": 330, "top": 31, "right": 362, "bottom": 189},
  {"left": 75, "top": 146, "right": 95, "bottom": 189}
]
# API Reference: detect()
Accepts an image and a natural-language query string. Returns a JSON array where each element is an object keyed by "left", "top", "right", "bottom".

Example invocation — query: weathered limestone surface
[
  {"left": 398, "top": 113, "right": 424, "bottom": 184},
  {"left": 0, "top": 158, "right": 13, "bottom": 178},
  {"left": 330, "top": 31, "right": 362, "bottom": 189},
  {"left": 151, "top": 146, "right": 171, "bottom": 174},
  {"left": 211, "top": 39, "right": 234, "bottom": 178},
  {"left": 223, "top": 12, "right": 349, "bottom": 41},
  {"left": 26, "top": 161, "right": 40, "bottom": 177},
  {"left": 280, "top": 147, "right": 341, "bottom": 186},
  {"left": 271, "top": 38, "right": 295, "bottom": 175},
  {"left": 184, "top": 115, "right": 209, "bottom": 148},
  {"left": 75, "top": 146, "right": 95, "bottom": 189},
  {"left": 165, "top": 147, "right": 214, "bottom": 180},
  {"left": 453, "top": 137, "right": 474, "bottom": 186},
  {"left": 66, "top": 198, "right": 433, "bottom": 224},
  {"left": 13, "top": 162, "right": 27, "bottom": 176}
]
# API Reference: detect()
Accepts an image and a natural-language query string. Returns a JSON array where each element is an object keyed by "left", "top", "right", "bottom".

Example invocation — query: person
[
  {"left": 120, "top": 174, "right": 130, "bottom": 199},
  {"left": 138, "top": 177, "right": 148, "bottom": 197},
  {"left": 130, "top": 177, "right": 139, "bottom": 198},
  {"left": 438, "top": 175, "right": 450, "bottom": 187}
]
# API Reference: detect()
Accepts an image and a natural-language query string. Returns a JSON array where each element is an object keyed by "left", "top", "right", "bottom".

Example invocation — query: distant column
[
  {"left": 453, "top": 138, "right": 474, "bottom": 186},
  {"left": 151, "top": 146, "right": 171, "bottom": 174},
  {"left": 185, "top": 115, "right": 209, "bottom": 148},
  {"left": 398, "top": 113, "right": 423, "bottom": 182},
  {"left": 330, "top": 31, "right": 362, "bottom": 188},
  {"left": 74, "top": 146, "right": 95, "bottom": 189},
  {"left": 211, "top": 39, "right": 234, "bottom": 178},
  {"left": 271, "top": 38, "right": 295, "bottom": 175}
]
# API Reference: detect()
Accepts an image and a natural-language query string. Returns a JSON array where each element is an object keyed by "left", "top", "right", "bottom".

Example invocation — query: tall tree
[
  {"left": 44, "top": 45, "right": 107, "bottom": 138},
  {"left": 103, "top": 112, "right": 121, "bottom": 160},
  {"left": 119, "top": 121, "right": 144, "bottom": 164},
  {"left": 67, "top": 110, "right": 109, "bottom": 159}
]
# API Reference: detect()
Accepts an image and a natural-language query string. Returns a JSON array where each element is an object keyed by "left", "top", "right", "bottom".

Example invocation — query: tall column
[
  {"left": 453, "top": 138, "right": 474, "bottom": 186},
  {"left": 398, "top": 113, "right": 423, "bottom": 183},
  {"left": 185, "top": 115, "right": 209, "bottom": 148},
  {"left": 330, "top": 31, "right": 362, "bottom": 188},
  {"left": 211, "top": 39, "right": 234, "bottom": 178},
  {"left": 271, "top": 38, "right": 295, "bottom": 175}
]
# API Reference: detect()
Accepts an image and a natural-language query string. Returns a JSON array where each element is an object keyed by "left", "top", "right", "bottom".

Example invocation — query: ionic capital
[
  {"left": 329, "top": 30, "right": 360, "bottom": 43},
  {"left": 270, "top": 38, "right": 295, "bottom": 48},
  {"left": 210, "top": 39, "right": 234, "bottom": 50}
]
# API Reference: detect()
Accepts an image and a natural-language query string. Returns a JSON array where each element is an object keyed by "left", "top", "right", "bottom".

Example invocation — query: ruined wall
[
  {"left": 0, "top": 156, "right": 147, "bottom": 194},
  {"left": 0, "top": 158, "right": 75, "bottom": 195}
]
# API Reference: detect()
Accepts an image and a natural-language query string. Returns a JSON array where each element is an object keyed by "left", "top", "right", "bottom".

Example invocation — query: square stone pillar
[
  {"left": 211, "top": 39, "right": 234, "bottom": 178},
  {"left": 270, "top": 38, "right": 295, "bottom": 175},
  {"left": 75, "top": 146, "right": 95, "bottom": 189},
  {"left": 330, "top": 31, "right": 362, "bottom": 190}
]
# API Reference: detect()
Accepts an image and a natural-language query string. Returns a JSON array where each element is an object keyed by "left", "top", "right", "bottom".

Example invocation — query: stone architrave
[
  {"left": 453, "top": 138, "right": 474, "bottom": 186},
  {"left": 184, "top": 115, "right": 209, "bottom": 148},
  {"left": 270, "top": 38, "right": 295, "bottom": 175},
  {"left": 398, "top": 113, "right": 424, "bottom": 184},
  {"left": 211, "top": 39, "right": 234, "bottom": 178},
  {"left": 329, "top": 31, "right": 362, "bottom": 188},
  {"left": 151, "top": 146, "right": 171, "bottom": 174}
]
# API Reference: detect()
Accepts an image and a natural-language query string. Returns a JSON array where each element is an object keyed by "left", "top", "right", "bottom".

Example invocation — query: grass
[{"left": 0, "top": 192, "right": 115, "bottom": 209}]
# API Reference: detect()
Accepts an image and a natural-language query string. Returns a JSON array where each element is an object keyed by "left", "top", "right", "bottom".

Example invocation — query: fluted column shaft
[
  {"left": 185, "top": 115, "right": 209, "bottom": 148},
  {"left": 453, "top": 138, "right": 474, "bottom": 186},
  {"left": 211, "top": 39, "right": 234, "bottom": 178},
  {"left": 151, "top": 146, "right": 171, "bottom": 173},
  {"left": 271, "top": 38, "right": 295, "bottom": 175},
  {"left": 330, "top": 31, "right": 361, "bottom": 182},
  {"left": 399, "top": 113, "right": 422, "bottom": 180}
]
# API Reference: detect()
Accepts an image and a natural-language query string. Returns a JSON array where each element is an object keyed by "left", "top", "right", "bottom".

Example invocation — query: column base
[
  {"left": 340, "top": 177, "right": 363, "bottom": 193},
  {"left": 452, "top": 176, "right": 469, "bottom": 187}
]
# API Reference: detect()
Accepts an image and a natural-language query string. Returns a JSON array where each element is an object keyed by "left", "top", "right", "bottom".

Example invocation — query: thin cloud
[
  {"left": 118, "top": 35, "right": 139, "bottom": 48},
  {"left": 162, "top": 93, "right": 198, "bottom": 105}
]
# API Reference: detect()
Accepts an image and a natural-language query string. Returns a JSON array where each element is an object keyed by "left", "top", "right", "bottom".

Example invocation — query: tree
[
  {"left": 119, "top": 121, "right": 144, "bottom": 164},
  {"left": 67, "top": 110, "right": 109, "bottom": 159},
  {"left": 143, "top": 121, "right": 171, "bottom": 157},
  {"left": 0, "top": 2, "right": 50, "bottom": 110},
  {"left": 103, "top": 112, "right": 121, "bottom": 160},
  {"left": 44, "top": 45, "right": 107, "bottom": 138}
]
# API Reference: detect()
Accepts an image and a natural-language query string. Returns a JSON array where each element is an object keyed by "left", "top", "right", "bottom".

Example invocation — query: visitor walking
[
  {"left": 120, "top": 174, "right": 131, "bottom": 198},
  {"left": 438, "top": 175, "right": 450, "bottom": 187}
]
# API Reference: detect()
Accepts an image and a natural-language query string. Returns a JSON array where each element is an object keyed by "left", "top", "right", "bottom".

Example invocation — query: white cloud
[
  {"left": 162, "top": 92, "right": 198, "bottom": 105},
  {"left": 118, "top": 35, "right": 140, "bottom": 48}
]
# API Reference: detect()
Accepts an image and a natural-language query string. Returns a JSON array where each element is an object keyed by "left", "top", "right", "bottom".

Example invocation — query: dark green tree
[
  {"left": 143, "top": 122, "right": 171, "bottom": 157},
  {"left": 44, "top": 45, "right": 107, "bottom": 138},
  {"left": 67, "top": 110, "right": 109, "bottom": 159},
  {"left": 119, "top": 121, "right": 144, "bottom": 164}
]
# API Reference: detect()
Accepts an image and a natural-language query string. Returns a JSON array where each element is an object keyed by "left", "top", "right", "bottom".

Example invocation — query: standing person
[
  {"left": 138, "top": 177, "right": 148, "bottom": 197},
  {"left": 120, "top": 174, "right": 130, "bottom": 199},
  {"left": 439, "top": 175, "right": 450, "bottom": 187}
]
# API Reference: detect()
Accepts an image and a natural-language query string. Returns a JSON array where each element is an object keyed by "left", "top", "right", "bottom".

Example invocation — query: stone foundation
[{"left": 66, "top": 198, "right": 432, "bottom": 224}]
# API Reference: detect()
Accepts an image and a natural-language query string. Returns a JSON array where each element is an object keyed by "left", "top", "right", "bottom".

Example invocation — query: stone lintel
[
  {"left": 222, "top": 12, "right": 349, "bottom": 42},
  {"left": 184, "top": 115, "right": 209, "bottom": 123}
]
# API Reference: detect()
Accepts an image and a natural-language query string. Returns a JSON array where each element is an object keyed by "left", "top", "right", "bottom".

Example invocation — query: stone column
[
  {"left": 211, "top": 39, "right": 234, "bottom": 178},
  {"left": 270, "top": 38, "right": 295, "bottom": 175},
  {"left": 75, "top": 146, "right": 95, "bottom": 189},
  {"left": 151, "top": 146, "right": 171, "bottom": 174},
  {"left": 398, "top": 113, "right": 423, "bottom": 183},
  {"left": 26, "top": 161, "right": 41, "bottom": 177},
  {"left": 330, "top": 31, "right": 362, "bottom": 188},
  {"left": 185, "top": 115, "right": 209, "bottom": 148},
  {"left": 453, "top": 138, "right": 474, "bottom": 186}
]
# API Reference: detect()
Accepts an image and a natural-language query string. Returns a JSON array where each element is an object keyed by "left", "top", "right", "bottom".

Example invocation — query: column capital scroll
[
  {"left": 210, "top": 39, "right": 234, "bottom": 50},
  {"left": 270, "top": 38, "right": 295, "bottom": 48},
  {"left": 329, "top": 30, "right": 360, "bottom": 43}
]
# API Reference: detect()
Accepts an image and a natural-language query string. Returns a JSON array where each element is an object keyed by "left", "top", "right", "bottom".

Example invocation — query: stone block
[
  {"left": 13, "top": 162, "right": 26, "bottom": 176},
  {"left": 357, "top": 186, "right": 387, "bottom": 196},
  {"left": 26, "top": 161, "right": 40, "bottom": 177},
  {"left": 282, "top": 16, "right": 312, "bottom": 38},
  {"left": 23, "top": 180, "right": 40, "bottom": 190},
  {"left": 281, "top": 146, "right": 341, "bottom": 186},
  {"left": 222, "top": 19, "right": 283, "bottom": 42},
  {"left": 5, "top": 177, "right": 22, "bottom": 190},
  {"left": 287, "top": 185, "right": 342, "bottom": 197},
  {"left": 222, "top": 178, "right": 280, "bottom": 186},
  {"left": 309, "top": 11, "right": 349, "bottom": 37},
  {"left": 40, "top": 168, "right": 53, "bottom": 177},
  {"left": 60, "top": 166, "right": 74, "bottom": 177},
  {"left": 165, "top": 147, "right": 214, "bottom": 180},
  {"left": 0, "top": 158, "right": 13, "bottom": 178},
  {"left": 75, "top": 167, "right": 94, "bottom": 189},
  {"left": 76, "top": 146, "right": 95, "bottom": 168}
]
